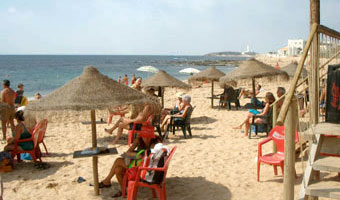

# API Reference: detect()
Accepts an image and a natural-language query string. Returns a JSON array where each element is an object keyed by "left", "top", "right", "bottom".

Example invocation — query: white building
[{"left": 287, "top": 39, "right": 306, "bottom": 56}]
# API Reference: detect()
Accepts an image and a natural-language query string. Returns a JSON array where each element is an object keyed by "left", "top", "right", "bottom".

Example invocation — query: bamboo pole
[
  {"left": 161, "top": 87, "right": 165, "bottom": 108},
  {"left": 309, "top": 0, "right": 320, "bottom": 125},
  {"left": 272, "top": 103, "right": 278, "bottom": 153},
  {"left": 211, "top": 81, "right": 214, "bottom": 108},
  {"left": 252, "top": 78, "right": 256, "bottom": 107},
  {"left": 283, "top": 97, "right": 298, "bottom": 200},
  {"left": 91, "top": 110, "right": 99, "bottom": 195},
  {"left": 276, "top": 23, "right": 318, "bottom": 126}
]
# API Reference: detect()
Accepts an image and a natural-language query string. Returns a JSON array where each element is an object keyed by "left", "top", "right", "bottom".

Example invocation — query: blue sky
[{"left": 0, "top": 0, "right": 339, "bottom": 55}]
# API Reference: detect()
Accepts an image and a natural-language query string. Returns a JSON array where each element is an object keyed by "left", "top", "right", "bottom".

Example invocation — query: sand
[{"left": 0, "top": 57, "right": 332, "bottom": 200}]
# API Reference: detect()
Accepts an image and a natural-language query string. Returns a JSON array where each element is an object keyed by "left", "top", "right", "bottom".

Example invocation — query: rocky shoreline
[{"left": 167, "top": 59, "right": 243, "bottom": 67}]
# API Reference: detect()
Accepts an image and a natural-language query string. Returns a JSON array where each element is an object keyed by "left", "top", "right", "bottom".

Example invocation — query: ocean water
[{"left": 0, "top": 55, "right": 245, "bottom": 98}]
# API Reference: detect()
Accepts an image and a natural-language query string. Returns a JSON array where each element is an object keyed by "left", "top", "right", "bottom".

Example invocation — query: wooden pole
[
  {"left": 272, "top": 103, "right": 278, "bottom": 153},
  {"left": 309, "top": 0, "right": 320, "bottom": 125},
  {"left": 91, "top": 110, "right": 99, "bottom": 196},
  {"left": 283, "top": 97, "right": 298, "bottom": 200},
  {"left": 162, "top": 87, "right": 165, "bottom": 108},
  {"left": 252, "top": 78, "right": 256, "bottom": 107},
  {"left": 276, "top": 23, "right": 318, "bottom": 125},
  {"left": 211, "top": 81, "right": 214, "bottom": 108}
]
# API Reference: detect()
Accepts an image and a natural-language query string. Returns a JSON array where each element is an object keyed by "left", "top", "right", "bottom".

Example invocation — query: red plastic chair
[
  {"left": 36, "top": 119, "right": 48, "bottom": 155},
  {"left": 257, "top": 125, "right": 299, "bottom": 182},
  {"left": 128, "top": 116, "right": 155, "bottom": 146},
  {"left": 123, "top": 146, "right": 177, "bottom": 200},
  {"left": 11, "top": 119, "right": 47, "bottom": 163}
]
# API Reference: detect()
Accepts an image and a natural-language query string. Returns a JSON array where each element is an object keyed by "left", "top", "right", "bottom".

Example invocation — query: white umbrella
[
  {"left": 179, "top": 68, "right": 200, "bottom": 74},
  {"left": 137, "top": 66, "right": 159, "bottom": 73}
]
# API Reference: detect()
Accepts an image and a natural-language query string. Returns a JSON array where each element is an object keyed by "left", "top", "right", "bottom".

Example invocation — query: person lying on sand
[
  {"left": 104, "top": 103, "right": 157, "bottom": 145},
  {"left": 99, "top": 133, "right": 162, "bottom": 198},
  {"left": 238, "top": 84, "right": 262, "bottom": 99},
  {"left": 233, "top": 92, "right": 275, "bottom": 136},
  {"left": 161, "top": 94, "right": 192, "bottom": 132},
  {"left": 4, "top": 110, "right": 33, "bottom": 152}
]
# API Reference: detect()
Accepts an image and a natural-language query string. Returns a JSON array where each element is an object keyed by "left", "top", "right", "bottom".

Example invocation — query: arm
[
  {"left": 257, "top": 103, "right": 269, "bottom": 117},
  {"left": 129, "top": 105, "right": 151, "bottom": 123},
  {"left": 172, "top": 106, "right": 189, "bottom": 118},
  {"left": 125, "top": 139, "right": 139, "bottom": 157},
  {"left": 12, "top": 124, "right": 24, "bottom": 143}
]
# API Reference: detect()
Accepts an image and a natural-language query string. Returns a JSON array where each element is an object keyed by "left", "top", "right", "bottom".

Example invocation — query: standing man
[
  {"left": 131, "top": 74, "right": 136, "bottom": 85},
  {"left": 123, "top": 74, "right": 129, "bottom": 86},
  {"left": 1, "top": 80, "right": 16, "bottom": 140}
]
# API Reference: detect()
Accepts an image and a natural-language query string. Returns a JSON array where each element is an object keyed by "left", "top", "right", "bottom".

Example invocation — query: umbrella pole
[
  {"left": 252, "top": 78, "right": 256, "bottom": 107},
  {"left": 91, "top": 110, "right": 99, "bottom": 196},
  {"left": 211, "top": 81, "right": 214, "bottom": 108},
  {"left": 161, "top": 87, "right": 165, "bottom": 108}
]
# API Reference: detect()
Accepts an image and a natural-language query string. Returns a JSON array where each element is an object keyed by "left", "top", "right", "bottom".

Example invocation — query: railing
[{"left": 271, "top": 23, "right": 340, "bottom": 127}]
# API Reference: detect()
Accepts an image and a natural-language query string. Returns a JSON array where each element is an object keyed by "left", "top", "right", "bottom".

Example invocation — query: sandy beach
[{"left": 0, "top": 67, "right": 312, "bottom": 200}]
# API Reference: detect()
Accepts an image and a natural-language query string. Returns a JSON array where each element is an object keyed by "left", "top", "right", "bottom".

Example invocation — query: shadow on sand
[
  {"left": 99, "top": 176, "right": 232, "bottom": 200},
  {"left": 1, "top": 160, "right": 73, "bottom": 183},
  {"left": 191, "top": 116, "right": 217, "bottom": 125}
]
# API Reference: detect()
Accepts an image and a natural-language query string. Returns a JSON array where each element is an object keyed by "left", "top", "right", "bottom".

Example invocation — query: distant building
[
  {"left": 277, "top": 46, "right": 288, "bottom": 56},
  {"left": 242, "top": 45, "right": 256, "bottom": 56},
  {"left": 288, "top": 39, "right": 306, "bottom": 56}
]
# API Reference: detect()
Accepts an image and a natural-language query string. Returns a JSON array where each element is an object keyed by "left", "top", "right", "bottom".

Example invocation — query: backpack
[
  {"left": 143, "top": 149, "right": 167, "bottom": 184},
  {"left": 0, "top": 151, "right": 13, "bottom": 172}
]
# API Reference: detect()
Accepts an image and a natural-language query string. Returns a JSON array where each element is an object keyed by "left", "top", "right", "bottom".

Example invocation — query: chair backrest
[
  {"left": 161, "top": 146, "right": 177, "bottom": 185},
  {"left": 269, "top": 125, "right": 299, "bottom": 154},
  {"left": 265, "top": 106, "right": 274, "bottom": 125},
  {"left": 184, "top": 106, "right": 195, "bottom": 124},
  {"left": 33, "top": 119, "right": 48, "bottom": 147}
]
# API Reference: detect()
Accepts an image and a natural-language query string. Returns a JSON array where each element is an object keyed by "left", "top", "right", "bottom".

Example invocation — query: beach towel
[
  {"left": 143, "top": 144, "right": 168, "bottom": 184},
  {"left": 249, "top": 109, "right": 261, "bottom": 115}
]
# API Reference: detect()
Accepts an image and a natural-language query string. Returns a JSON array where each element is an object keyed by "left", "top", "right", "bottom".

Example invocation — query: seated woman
[
  {"left": 4, "top": 110, "right": 33, "bottom": 151},
  {"left": 99, "top": 132, "right": 162, "bottom": 198},
  {"left": 160, "top": 92, "right": 184, "bottom": 122},
  {"left": 161, "top": 94, "right": 192, "bottom": 132},
  {"left": 233, "top": 92, "right": 275, "bottom": 136},
  {"left": 104, "top": 103, "right": 159, "bottom": 144}
]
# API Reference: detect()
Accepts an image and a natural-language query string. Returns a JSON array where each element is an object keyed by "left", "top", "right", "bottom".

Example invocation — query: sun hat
[{"left": 175, "top": 92, "right": 184, "bottom": 98}]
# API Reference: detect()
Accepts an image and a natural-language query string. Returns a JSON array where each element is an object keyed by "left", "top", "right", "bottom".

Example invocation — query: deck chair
[
  {"left": 123, "top": 146, "right": 177, "bottom": 200},
  {"left": 219, "top": 88, "right": 241, "bottom": 110},
  {"left": 151, "top": 114, "right": 162, "bottom": 138},
  {"left": 249, "top": 107, "right": 273, "bottom": 139},
  {"left": 167, "top": 106, "right": 195, "bottom": 139},
  {"left": 257, "top": 126, "right": 299, "bottom": 181},
  {"left": 11, "top": 119, "right": 47, "bottom": 163},
  {"left": 36, "top": 119, "right": 48, "bottom": 155}
]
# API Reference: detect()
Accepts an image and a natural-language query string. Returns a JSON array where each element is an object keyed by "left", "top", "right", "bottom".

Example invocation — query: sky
[{"left": 0, "top": 0, "right": 339, "bottom": 55}]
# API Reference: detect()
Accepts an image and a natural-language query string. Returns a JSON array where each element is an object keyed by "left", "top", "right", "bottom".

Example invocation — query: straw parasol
[
  {"left": 143, "top": 70, "right": 191, "bottom": 107},
  {"left": 281, "top": 61, "right": 308, "bottom": 78},
  {"left": 26, "top": 66, "right": 159, "bottom": 195},
  {"left": 219, "top": 58, "right": 289, "bottom": 106},
  {"left": 189, "top": 66, "right": 225, "bottom": 107}
]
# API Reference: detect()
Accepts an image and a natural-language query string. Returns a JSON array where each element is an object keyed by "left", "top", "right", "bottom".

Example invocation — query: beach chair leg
[
  {"left": 182, "top": 126, "right": 187, "bottom": 139},
  {"left": 257, "top": 161, "right": 261, "bottom": 182},
  {"left": 172, "top": 125, "right": 176, "bottom": 135},
  {"left": 273, "top": 165, "right": 278, "bottom": 175},
  {"left": 161, "top": 186, "right": 167, "bottom": 200},
  {"left": 156, "top": 125, "right": 162, "bottom": 137},
  {"left": 42, "top": 142, "right": 49, "bottom": 155},
  {"left": 122, "top": 173, "right": 128, "bottom": 198},
  {"left": 152, "top": 189, "right": 157, "bottom": 198},
  {"left": 187, "top": 125, "right": 192, "bottom": 137},
  {"left": 280, "top": 163, "right": 284, "bottom": 176},
  {"left": 248, "top": 129, "right": 252, "bottom": 139}
]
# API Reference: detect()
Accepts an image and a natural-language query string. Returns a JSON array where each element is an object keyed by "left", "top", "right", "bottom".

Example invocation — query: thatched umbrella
[
  {"left": 189, "top": 66, "right": 225, "bottom": 107},
  {"left": 143, "top": 70, "right": 191, "bottom": 107},
  {"left": 219, "top": 58, "right": 289, "bottom": 106},
  {"left": 281, "top": 61, "right": 308, "bottom": 78},
  {"left": 26, "top": 66, "right": 159, "bottom": 195}
]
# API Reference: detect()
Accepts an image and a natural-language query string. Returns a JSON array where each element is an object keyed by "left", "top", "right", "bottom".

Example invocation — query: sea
[{"left": 0, "top": 55, "right": 246, "bottom": 99}]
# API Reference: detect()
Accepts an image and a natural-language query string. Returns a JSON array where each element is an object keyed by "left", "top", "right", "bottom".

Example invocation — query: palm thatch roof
[
  {"left": 189, "top": 66, "right": 225, "bottom": 82},
  {"left": 281, "top": 61, "right": 308, "bottom": 78},
  {"left": 143, "top": 70, "right": 191, "bottom": 89},
  {"left": 219, "top": 58, "right": 288, "bottom": 86},
  {"left": 26, "top": 66, "right": 160, "bottom": 112}
]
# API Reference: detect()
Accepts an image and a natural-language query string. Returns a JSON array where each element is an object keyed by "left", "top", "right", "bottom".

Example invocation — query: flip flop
[
  {"left": 111, "top": 191, "right": 122, "bottom": 198},
  {"left": 98, "top": 181, "right": 111, "bottom": 188}
]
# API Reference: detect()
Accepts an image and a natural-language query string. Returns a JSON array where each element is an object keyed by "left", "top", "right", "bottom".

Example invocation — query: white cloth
[{"left": 151, "top": 143, "right": 170, "bottom": 155}]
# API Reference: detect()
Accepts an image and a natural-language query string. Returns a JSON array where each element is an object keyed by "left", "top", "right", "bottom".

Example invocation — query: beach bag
[
  {"left": 0, "top": 151, "right": 13, "bottom": 172},
  {"left": 142, "top": 149, "right": 167, "bottom": 184},
  {"left": 326, "top": 65, "right": 340, "bottom": 123}
]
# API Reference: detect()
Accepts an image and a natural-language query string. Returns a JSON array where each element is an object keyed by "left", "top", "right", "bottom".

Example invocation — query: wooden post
[
  {"left": 161, "top": 87, "right": 165, "bottom": 108},
  {"left": 211, "top": 81, "right": 214, "bottom": 108},
  {"left": 252, "top": 78, "right": 256, "bottom": 107},
  {"left": 283, "top": 97, "right": 298, "bottom": 200},
  {"left": 272, "top": 103, "right": 278, "bottom": 153},
  {"left": 309, "top": 0, "right": 320, "bottom": 125},
  {"left": 91, "top": 110, "right": 99, "bottom": 196}
]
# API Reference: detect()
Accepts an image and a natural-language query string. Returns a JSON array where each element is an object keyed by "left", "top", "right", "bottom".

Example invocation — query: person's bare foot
[
  {"left": 232, "top": 126, "right": 242, "bottom": 129},
  {"left": 104, "top": 128, "right": 113, "bottom": 135}
]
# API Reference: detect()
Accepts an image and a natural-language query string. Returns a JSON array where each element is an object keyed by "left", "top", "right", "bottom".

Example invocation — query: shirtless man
[{"left": 1, "top": 80, "right": 16, "bottom": 140}]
